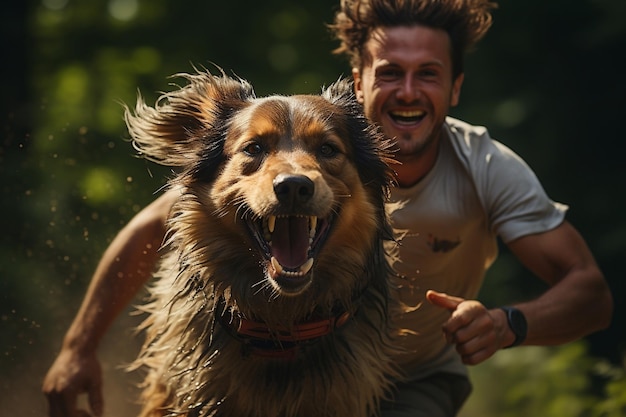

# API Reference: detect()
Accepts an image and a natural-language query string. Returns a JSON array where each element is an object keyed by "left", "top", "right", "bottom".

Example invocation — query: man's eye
[
  {"left": 378, "top": 70, "right": 401, "bottom": 80},
  {"left": 419, "top": 68, "right": 440, "bottom": 78},
  {"left": 244, "top": 142, "right": 263, "bottom": 156}
]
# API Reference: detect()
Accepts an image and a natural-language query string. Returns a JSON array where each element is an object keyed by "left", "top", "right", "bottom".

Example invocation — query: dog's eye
[
  {"left": 243, "top": 142, "right": 264, "bottom": 156},
  {"left": 319, "top": 143, "right": 338, "bottom": 157}
]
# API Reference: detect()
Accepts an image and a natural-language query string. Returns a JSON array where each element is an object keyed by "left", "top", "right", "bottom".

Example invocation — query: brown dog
[{"left": 126, "top": 70, "right": 399, "bottom": 417}]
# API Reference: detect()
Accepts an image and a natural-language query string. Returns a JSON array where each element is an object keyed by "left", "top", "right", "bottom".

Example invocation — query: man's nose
[{"left": 396, "top": 76, "right": 420, "bottom": 103}]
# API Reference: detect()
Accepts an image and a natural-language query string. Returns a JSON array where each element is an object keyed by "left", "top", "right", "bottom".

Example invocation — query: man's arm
[
  {"left": 505, "top": 220, "right": 612, "bottom": 344},
  {"left": 427, "top": 221, "right": 612, "bottom": 365},
  {"left": 43, "top": 189, "right": 178, "bottom": 417}
]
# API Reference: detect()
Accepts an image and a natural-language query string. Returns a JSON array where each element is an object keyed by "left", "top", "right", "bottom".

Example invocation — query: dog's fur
[{"left": 126, "top": 70, "right": 399, "bottom": 417}]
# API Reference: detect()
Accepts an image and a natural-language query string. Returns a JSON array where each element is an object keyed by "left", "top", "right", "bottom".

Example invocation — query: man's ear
[
  {"left": 352, "top": 67, "right": 364, "bottom": 104},
  {"left": 450, "top": 73, "right": 464, "bottom": 107}
]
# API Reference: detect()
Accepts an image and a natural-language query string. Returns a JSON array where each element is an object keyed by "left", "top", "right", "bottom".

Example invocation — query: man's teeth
[
  {"left": 391, "top": 110, "right": 425, "bottom": 118},
  {"left": 271, "top": 256, "right": 314, "bottom": 276}
]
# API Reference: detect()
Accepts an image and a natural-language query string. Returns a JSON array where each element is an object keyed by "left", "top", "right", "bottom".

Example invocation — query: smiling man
[
  {"left": 330, "top": 0, "right": 612, "bottom": 416},
  {"left": 353, "top": 25, "right": 463, "bottom": 186}
]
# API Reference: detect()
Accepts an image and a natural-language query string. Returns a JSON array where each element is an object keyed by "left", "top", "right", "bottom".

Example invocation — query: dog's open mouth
[{"left": 246, "top": 214, "right": 332, "bottom": 294}]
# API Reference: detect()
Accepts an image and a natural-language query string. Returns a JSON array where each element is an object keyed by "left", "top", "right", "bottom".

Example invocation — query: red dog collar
[
  {"left": 216, "top": 299, "right": 353, "bottom": 358},
  {"left": 236, "top": 311, "right": 352, "bottom": 342}
]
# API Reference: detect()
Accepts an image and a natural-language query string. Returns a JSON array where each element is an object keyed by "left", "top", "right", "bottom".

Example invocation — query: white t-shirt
[{"left": 387, "top": 117, "right": 568, "bottom": 380}]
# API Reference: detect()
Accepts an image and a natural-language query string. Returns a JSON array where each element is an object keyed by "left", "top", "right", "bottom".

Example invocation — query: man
[
  {"left": 43, "top": 0, "right": 613, "bottom": 416},
  {"left": 329, "top": 1, "right": 612, "bottom": 415}
]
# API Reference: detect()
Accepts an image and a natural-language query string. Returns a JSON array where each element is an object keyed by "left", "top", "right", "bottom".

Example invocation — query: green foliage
[{"left": 460, "top": 342, "right": 626, "bottom": 417}]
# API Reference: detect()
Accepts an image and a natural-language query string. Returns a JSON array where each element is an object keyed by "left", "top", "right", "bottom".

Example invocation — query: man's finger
[
  {"left": 88, "top": 384, "right": 104, "bottom": 417},
  {"left": 47, "top": 391, "right": 76, "bottom": 417},
  {"left": 426, "top": 290, "right": 465, "bottom": 311}
]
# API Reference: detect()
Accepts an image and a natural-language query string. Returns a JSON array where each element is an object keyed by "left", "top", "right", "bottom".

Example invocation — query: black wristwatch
[{"left": 500, "top": 306, "right": 527, "bottom": 348}]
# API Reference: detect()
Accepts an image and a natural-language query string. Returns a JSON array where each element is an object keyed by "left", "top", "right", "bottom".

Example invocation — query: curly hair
[{"left": 330, "top": 0, "right": 497, "bottom": 78}]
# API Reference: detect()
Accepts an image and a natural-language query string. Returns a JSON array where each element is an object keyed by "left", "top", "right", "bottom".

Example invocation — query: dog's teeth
[
  {"left": 271, "top": 256, "right": 283, "bottom": 274},
  {"left": 299, "top": 258, "right": 314, "bottom": 275},
  {"left": 309, "top": 216, "right": 317, "bottom": 239},
  {"left": 268, "top": 216, "right": 276, "bottom": 234},
  {"left": 270, "top": 256, "right": 314, "bottom": 277}
]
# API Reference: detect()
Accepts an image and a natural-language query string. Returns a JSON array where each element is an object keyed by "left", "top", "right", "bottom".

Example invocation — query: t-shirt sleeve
[
  {"left": 446, "top": 120, "right": 568, "bottom": 243},
  {"left": 479, "top": 140, "right": 568, "bottom": 243}
]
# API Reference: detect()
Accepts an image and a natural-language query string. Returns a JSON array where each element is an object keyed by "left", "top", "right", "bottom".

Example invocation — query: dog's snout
[{"left": 273, "top": 174, "right": 315, "bottom": 208}]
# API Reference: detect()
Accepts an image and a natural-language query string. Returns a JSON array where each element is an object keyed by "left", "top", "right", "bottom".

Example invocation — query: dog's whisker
[
  {"left": 253, "top": 284, "right": 271, "bottom": 297},
  {"left": 253, "top": 277, "right": 280, "bottom": 300},
  {"left": 234, "top": 203, "right": 249, "bottom": 220},
  {"left": 227, "top": 196, "right": 256, "bottom": 221},
  {"left": 211, "top": 207, "right": 228, "bottom": 219},
  {"left": 268, "top": 290, "right": 280, "bottom": 302},
  {"left": 250, "top": 279, "right": 265, "bottom": 289},
  {"left": 251, "top": 279, "right": 271, "bottom": 296}
]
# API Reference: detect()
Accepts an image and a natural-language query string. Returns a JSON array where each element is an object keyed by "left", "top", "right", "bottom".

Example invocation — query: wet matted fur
[{"left": 127, "top": 70, "right": 400, "bottom": 417}]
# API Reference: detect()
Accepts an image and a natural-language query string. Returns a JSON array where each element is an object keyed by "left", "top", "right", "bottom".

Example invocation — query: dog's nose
[{"left": 273, "top": 174, "right": 314, "bottom": 209}]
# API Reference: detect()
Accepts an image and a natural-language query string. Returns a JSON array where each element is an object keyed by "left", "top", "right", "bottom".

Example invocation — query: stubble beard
[{"left": 392, "top": 129, "right": 438, "bottom": 163}]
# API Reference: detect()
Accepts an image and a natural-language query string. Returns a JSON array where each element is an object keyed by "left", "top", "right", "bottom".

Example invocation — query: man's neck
[{"left": 391, "top": 136, "right": 442, "bottom": 188}]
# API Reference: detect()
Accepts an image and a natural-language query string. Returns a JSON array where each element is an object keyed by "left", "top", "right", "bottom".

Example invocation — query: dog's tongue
[{"left": 271, "top": 216, "right": 310, "bottom": 269}]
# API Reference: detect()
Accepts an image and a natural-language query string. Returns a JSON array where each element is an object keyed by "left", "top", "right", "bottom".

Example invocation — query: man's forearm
[
  {"left": 517, "top": 267, "right": 612, "bottom": 347},
  {"left": 63, "top": 223, "right": 162, "bottom": 352},
  {"left": 62, "top": 192, "right": 175, "bottom": 353},
  {"left": 506, "top": 222, "right": 613, "bottom": 347}
]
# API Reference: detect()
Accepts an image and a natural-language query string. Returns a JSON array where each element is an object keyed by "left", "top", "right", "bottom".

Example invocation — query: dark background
[{"left": 2, "top": 0, "right": 624, "bottom": 415}]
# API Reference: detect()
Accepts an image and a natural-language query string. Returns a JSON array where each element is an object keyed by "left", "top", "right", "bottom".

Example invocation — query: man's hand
[
  {"left": 426, "top": 290, "right": 513, "bottom": 365},
  {"left": 42, "top": 349, "right": 104, "bottom": 417}
]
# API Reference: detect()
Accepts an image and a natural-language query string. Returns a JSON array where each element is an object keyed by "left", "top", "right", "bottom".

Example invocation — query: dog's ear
[
  {"left": 322, "top": 77, "right": 395, "bottom": 187},
  {"left": 322, "top": 77, "right": 396, "bottom": 243},
  {"left": 125, "top": 71, "right": 255, "bottom": 167}
]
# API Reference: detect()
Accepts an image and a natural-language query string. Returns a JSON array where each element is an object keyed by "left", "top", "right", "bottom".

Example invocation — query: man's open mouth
[
  {"left": 246, "top": 214, "right": 332, "bottom": 294},
  {"left": 389, "top": 109, "right": 425, "bottom": 125}
]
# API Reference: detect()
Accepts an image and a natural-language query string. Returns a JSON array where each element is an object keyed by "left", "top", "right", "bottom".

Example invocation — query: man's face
[{"left": 353, "top": 25, "right": 464, "bottom": 161}]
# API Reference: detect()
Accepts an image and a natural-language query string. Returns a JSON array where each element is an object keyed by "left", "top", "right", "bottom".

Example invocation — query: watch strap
[{"left": 500, "top": 306, "right": 527, "bottom": 348}]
